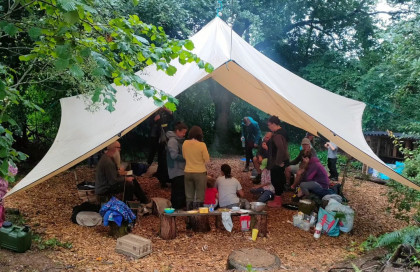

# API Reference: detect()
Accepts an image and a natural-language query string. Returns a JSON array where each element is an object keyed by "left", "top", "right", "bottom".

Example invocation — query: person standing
[
  {"left": 182, "top": 126, "right": 210, "bottom": 210},
  {"left": 266, "top": 116, "right": 289, "bottom": 207},
  {"left": 166, "top": 122, "right": 188, "bottom": 209},
  {"left": 325, "top": 141, "right": 339, "bottom": 181},
  {"left": 241, "top": 117, "right": 262, "bottom": 172},
  {"left": 147, "top": 107, "right": 173, "bottom": 188}
]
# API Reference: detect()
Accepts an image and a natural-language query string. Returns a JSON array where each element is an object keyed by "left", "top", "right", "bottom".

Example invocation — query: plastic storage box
[
  {"left": 0, "top": 221, "right": 32, "bottom": 253},
  {"left": 115, "top": 234, "right": 152, "bottom": 259}
]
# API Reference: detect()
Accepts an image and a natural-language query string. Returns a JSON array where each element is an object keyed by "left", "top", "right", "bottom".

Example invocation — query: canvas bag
[{"left": 317, "top": 207, "right": 340, "bottom": 237}]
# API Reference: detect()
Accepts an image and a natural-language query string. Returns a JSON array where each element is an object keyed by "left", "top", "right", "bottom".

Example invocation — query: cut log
[
  {"left": 160, "top": 215, "right": 177, "bottom": 240},
  {"left": 227, "top": 248, "right": 281, "bottom": 271},
  {"left": 190, "top": 215, "right": 210, "bottom": 232}
]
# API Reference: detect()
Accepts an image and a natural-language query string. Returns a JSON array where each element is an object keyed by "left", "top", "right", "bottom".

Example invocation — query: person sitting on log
[
  {"left": 290, "top": 151, "right": 330, "bottom": 198},
  {"left": 250, "top": 158, "right": 275, "bottom": 203},
  {"left": 203, "top": 176, "right": 218, "bottom": 208},
  {"left": 286, "top": 137, "right": 318, "bottom": 186},
  {"left": 95, "top": 141, "right": 149, "bottom": 204},
  {"left": 216, "top": 164, "right": 246, "bottom": 208}
]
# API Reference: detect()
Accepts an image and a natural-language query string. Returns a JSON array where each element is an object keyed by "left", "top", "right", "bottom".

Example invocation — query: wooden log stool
[{"left": 227, "top": 248, "right": 281, "bottom": 271}]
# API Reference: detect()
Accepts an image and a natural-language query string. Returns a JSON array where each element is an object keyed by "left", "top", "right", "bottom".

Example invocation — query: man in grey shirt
[{"left": 95, "top": 141, "right": 148, "bottom": 203}]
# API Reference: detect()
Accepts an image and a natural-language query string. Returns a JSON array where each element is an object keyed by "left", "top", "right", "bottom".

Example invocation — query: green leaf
[
  {"left": 146, "top": 58, "right": 153, "bottom": 66},
  {"left": 82, "top": 22, "right": 92, "bottom": 32},
  {"left": 63, "top": 10, "right": 80, "bottom": 24},
  {"left": 114, "top": 77, "right": 122, "bottom": 86},
  {"left": 28, "top": 27, "right": 42, "bottom": 40},
  {"left": 164, "top": 102, "right": 177, "bottom": 112},
  {"left": 204, "top": 63, "right": 214, "bottom": 73},
  {"left": 184, "top": 40, "right": 194, "bottom": 50},
  {"left": 197, "top": 60, "right": 205, "bottom": 69},
  {"left": 19, "top": 54, "right": 36, "bottom": 61},
  {"left": 134, "top": 35, "right": 149, "bottom": 45},
  {"left": 58, "top": 0, "right": 78, "bottom": 11},
  {"left": 55, "top": 44, "right": 71, "bottom": 59},
  {"left": 92, "top": 90, "right": 101, "bottom": 103},
  {"left": 92, "top": 67, "right": 106, "bottom": 76},
  {"left": 18, "top": 152, "right": 27, "bottom": 160},
  {"left": 0, "top": 159, "right": 8, "bottom": 175},
  {"left": 132, "top": 0, "right": 139, "bottom": 6},
  {"left": 165, "top": 65, "right": 177, "bottom": 76},
  {"left": 0, "top": 148, "right": 7, "bottom": 158},
  {"left": 69, "top": 64, "right": 84, "bottom": 78},
  {"left": 153, "top": 98, "right": 164, "bottom": 107},
  {"left": 0, "top": 81, "right": 5, "bottom": 98},
  {"left": 80, "top": 49, "right": 91, "bottom": 60},
  {"left": 54, "top": 59, "right": 69, "bottom": 70},
  {"left": 143, "top": 88, "right": 154, "bottom": 98},
  {"left": 4, "top": 23, "right": 19, "bottom": 36}
]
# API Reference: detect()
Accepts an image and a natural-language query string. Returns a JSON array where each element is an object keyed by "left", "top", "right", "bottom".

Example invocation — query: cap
[
  {"left": 301, "top": 138, "right": 311, "bottom": 145},
  {"left": 260, "top": 158, "right": 268, "bottom": 170}
]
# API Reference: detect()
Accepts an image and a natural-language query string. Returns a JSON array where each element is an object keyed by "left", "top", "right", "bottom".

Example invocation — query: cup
[{"left": 252, "top": 228, "right": 259, "bottom": 241}]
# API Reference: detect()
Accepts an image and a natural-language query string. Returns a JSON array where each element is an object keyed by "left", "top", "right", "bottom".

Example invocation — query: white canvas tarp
[{"left": 6, "top": 17, "right": 419, "bottom": 198}]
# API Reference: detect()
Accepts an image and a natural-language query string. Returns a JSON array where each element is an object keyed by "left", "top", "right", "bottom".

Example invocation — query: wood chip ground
[{"left": 4, "top": 157, "right": 410, "bottom": 271}]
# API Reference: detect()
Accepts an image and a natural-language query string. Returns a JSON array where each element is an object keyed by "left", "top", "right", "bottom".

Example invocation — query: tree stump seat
[
  {"left": 227, "top": 248, "right": 281, "bottom": 271},
  {"left": 159, "top": 211, "right": 268, "bottom": 240}
]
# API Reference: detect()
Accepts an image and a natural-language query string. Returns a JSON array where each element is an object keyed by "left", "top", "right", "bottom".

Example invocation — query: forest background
[{"left": 1, "top": 0, "right": 419, "bottom": 191}]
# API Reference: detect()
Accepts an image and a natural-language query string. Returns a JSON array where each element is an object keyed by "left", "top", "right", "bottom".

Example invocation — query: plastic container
[
  {"left": 115, "top": 234, "right": 152, "bottom": 259},
  {"left": 164, "top": 208, "right": 175, "bottom": 214},
  {"left": 0, "top": 221, "right": 32, "bottom": 253},
  {"left": 209, "top": 204, "right": 214, "bottom": 212},
  {"left": 199, "top": 207, "right": 209, "bottom": 214},
  {"left": 240, "top": 214, "right": 251, "bottom": 231},
  {"left": 314, "top": 223, "right": 322, "bottom": 239}
]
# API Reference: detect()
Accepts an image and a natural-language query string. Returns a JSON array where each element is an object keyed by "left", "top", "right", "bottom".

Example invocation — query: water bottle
[
  {"left": 209, "top": 204, "right": 214, "bottom": 212},
  {"left": 314, "top": 223, "right": 322, "bottom": 239}
]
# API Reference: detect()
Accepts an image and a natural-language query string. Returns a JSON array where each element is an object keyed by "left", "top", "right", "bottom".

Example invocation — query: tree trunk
[
  {"left": 190, "top": 215, "right": 211, "bottom": 232},
  {"left": 160, "top": 215, "right": 177, "bottom": 240},
  {"left": 208, "top": 79, "right": 235, "bottom": 151}
]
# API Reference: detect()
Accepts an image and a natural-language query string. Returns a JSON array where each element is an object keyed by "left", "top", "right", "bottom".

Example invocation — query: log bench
[{"left": 160, "top": 210, "right": 268, "bottom": 240}]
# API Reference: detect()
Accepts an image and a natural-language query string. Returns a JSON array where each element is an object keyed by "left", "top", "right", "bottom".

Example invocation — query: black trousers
[
  {"left": 109, "top": 180, "right": 149, "bottom": 204},
  {"left": 270, "top": 165, "right": 286, "bottom": 196},
  {"left": 327, "top": 158, "right": 338, "bottom": 179},
  {"left": 147, "top": 137, "right": 169, "bottom": 185},
  {"left": 170, "top": 175, "right": 186, "bottom": 209},
  {"left": 245, "top": 141, "right": 254, "bottom": 167}
]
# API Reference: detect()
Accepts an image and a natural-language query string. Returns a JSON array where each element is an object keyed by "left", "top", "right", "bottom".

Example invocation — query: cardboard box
[{"left": 115, "top": 234, "right": 152, "bottom": 259}]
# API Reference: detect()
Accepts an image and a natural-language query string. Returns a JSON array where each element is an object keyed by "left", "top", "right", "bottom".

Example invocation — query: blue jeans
[{"left": 250, "top": 187, "right": 274, "bottom": 203}]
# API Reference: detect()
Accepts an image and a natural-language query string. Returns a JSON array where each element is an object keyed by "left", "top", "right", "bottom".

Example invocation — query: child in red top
[{"left": 204, "top": 176, "right": 218, "bottom": 207}]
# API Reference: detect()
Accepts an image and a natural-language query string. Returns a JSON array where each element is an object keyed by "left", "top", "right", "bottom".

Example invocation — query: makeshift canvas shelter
[{"left": 5, "top": 17, "right": 419, "bottom": 198}]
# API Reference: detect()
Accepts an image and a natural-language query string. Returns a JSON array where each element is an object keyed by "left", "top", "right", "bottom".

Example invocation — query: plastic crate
[{"left": 115, "top": 234, "right": 152, "bottom": 259}]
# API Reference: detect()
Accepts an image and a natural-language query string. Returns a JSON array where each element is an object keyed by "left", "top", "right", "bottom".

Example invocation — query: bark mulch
[{"left": 4, "top": 156, "right": 408, "bottom": 271}]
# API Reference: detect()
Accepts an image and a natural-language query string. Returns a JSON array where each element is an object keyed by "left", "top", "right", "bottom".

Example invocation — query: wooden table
[{"left": 160, "top": 210, "right": 268, "bottom": 240}]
